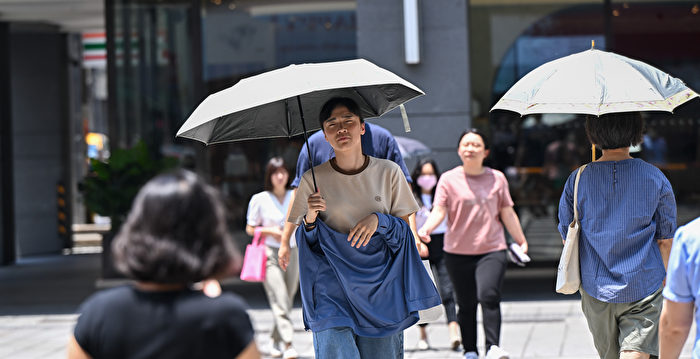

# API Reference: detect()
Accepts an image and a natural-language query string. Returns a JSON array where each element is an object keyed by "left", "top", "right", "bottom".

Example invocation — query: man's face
[{"left": 322, "top": 105, "right": 365, "bottom": 152}]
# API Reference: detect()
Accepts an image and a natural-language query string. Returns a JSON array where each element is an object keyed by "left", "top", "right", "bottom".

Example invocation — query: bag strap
[
  {"left": 252, "top": 227, "right": 263, "bottom": 246},
  {"left": 572, "top": 164, "right": 588, "bottom": 222}
]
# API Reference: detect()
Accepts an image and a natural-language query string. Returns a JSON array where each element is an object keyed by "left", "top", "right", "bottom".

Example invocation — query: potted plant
[{"left": 81, "top": 141, "right": 177, "bottom": 278}]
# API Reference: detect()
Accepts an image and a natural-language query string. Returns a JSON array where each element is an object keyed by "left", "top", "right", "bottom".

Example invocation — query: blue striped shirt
[{"left": 558, "top": 158, "right": 677, "bottom": 303}]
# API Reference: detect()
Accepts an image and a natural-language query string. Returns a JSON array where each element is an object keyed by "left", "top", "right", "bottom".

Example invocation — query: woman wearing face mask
[
  {"left": 411, "top": 158, "right": 461, "bottom": 351},
  {"left": 418, "top": 129, "right": 528, "bottom": 359}
]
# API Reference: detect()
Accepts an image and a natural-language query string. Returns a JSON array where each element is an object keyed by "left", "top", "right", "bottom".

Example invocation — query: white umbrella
[
  {"left": 491, "top": 48, "right": 698, "bottom": 116},
  {"left": 177, "top": 59, "right": 423, "bottom": 145},
  {"left": 176, "top": 58, "right": 424, "bottom": 190}
]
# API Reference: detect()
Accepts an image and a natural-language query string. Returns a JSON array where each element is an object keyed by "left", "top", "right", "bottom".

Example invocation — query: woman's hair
[
  {"left": 585, "top": 112, "right": 644, "bottom": 149},
  {"left": 457, "top": 128, "right": 490, "bottom": 150},
  {"left": 263, "top": 157, "right": 289, "bottom": 191},
  {"left": 410, "top": 157, "right": 441, "bottom": 203},
  {"left": 112, "top": 169, "right": 238, "bottom": 284},
  {"left": 318, "top": 97, "right": 364, "bottom": 128}
]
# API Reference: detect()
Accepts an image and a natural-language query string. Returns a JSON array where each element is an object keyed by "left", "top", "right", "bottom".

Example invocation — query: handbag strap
[
  {"left": 252, "top": 227, "right": 263, "bottom": 246},
  {"left": 572, "top": 164, "right": 588, "bottom": 222}
]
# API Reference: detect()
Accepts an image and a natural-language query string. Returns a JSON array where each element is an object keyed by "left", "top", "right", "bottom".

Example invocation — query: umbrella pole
[
  {"left": 297, "top": 95, "right": 318, "bottom": 192},
  {"left": 592, "top": 144, "right": 596, "bottom": 162}
]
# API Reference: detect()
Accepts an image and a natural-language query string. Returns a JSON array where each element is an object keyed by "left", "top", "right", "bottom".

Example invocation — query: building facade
[{"left": 1, "top": 0, "right": 698, "bottom": 264}]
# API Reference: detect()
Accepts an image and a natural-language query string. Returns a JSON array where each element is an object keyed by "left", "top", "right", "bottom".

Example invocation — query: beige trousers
[{"left": 263, "top": 245, "right": 300, "bottom": 345}]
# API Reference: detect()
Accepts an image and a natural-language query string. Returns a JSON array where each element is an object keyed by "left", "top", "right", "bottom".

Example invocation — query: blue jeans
[{"left": 312, "top": 327, "right": 404, "bottom": 359}]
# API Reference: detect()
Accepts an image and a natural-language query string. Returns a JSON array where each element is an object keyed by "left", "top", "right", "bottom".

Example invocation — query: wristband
[{"left": 303, "top": 216, "right": 316, "bottom": 231}]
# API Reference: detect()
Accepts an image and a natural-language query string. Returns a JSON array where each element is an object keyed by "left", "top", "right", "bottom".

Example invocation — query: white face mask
[{"left": 417, "top": 174, "right": 437, "bottom": 190}]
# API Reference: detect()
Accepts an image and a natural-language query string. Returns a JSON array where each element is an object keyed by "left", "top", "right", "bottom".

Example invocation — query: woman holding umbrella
[
  {"left": 418, "top": 129, "right": 528, "bottom": 359},
  {"left": 558, "top": 112, "right": 676, "bottom": 359},
  {"left": 286, "top": 97, "right": 440, "bottom": 358}
]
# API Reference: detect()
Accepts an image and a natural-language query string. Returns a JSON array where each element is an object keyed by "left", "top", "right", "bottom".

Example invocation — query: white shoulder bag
[{"left": 555, "top": 164, "right": 587, "bottom": 295}]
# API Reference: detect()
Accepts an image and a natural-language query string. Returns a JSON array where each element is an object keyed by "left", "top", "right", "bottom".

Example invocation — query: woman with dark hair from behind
[
  {"left": 245, "top": 157, "right": 299, "bottom": 359},
  {"left": 411, "top": 158, "right": 461, "bottom": 351},
  {"left": 67, "top": 169, "right": 260, "bottom": 359},
  {"left": 558, "top": 112, "right": 676, "bottom": 359}
]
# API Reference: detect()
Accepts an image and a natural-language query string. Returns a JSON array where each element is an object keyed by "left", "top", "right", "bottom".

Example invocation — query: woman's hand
[
  {"left": 306, "top": 192, "right": 326, "bottom": 223},
  {"left": 348, "top": 214, "right": 379, "bottom": 248},
  {"left": 519, "top": 239, "right": 529, "bottom": 254},
  {"left": 417, "top": 227, "right": 432, "bottom": 243}
]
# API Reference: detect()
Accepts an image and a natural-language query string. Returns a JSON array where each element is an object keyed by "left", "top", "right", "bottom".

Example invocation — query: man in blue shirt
[
  {"left": 290, "top": 121, "right": 411, "bottom": 188},
  {"left": 279, "top": 121, "right": 426, "bottom": 270},
  {"left": 660, "top": 217, "right": 700, "bottom": 359}
]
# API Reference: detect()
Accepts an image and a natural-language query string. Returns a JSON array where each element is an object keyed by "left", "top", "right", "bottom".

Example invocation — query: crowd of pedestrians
[{"left": 68, "top": 102, "right": 700, "bottom": 359}]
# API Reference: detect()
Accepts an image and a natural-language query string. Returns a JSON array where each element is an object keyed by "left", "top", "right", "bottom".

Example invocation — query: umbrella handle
[{"left": 297, "top": 96, "right": 318, "bottom": 192}]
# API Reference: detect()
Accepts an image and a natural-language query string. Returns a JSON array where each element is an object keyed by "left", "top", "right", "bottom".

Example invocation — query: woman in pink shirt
[{"left": 418, "top": 129, "right": 528, "bottom": 359}]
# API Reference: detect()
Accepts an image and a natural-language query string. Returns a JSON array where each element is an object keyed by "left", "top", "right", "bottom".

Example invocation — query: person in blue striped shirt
[{"left": 558, "top": 112, "right": 676, "bottom": 359}]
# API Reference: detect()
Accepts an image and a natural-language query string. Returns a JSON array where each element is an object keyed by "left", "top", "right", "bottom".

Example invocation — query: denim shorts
[
  {"left": 580, "top": 287, "right": 663, "bottom": 359},
  {"left": 312, "top": 327, "right": 403, "bottom": 359}
]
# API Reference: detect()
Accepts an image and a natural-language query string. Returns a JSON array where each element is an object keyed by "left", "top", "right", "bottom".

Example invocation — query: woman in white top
[
  {"left": 246, "top": 157, "right": 299, "bottom": 359},
  {"left": 411, "top": 158, "right": 460, "bottom": 351}
]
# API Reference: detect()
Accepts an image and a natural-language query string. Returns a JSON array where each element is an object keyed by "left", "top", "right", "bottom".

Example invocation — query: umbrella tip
[{"left": 591, "top": 39, "right": 595, "bottom": 49}]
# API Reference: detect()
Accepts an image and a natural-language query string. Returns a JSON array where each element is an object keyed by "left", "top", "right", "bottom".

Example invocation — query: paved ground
[{"left": 0, "top": 253, "right": 695, "bottom": 358}]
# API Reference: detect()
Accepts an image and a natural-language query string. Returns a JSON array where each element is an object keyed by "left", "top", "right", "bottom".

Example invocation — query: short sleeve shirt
[
  {"left": 434, "top": 167, "right": 513, "bottom": 255},
  {"left": 246, "top": 190, "right": 296, "bottom": 248},
  {"left": 291, "top": 122, "right": 411, "bottom": 188},
  {"left": 288, "top": 156, "right": 419, "bottom": 234},
  {"left": 663, "top": 217, "right": 700, "bottom": 358},
  {"left": 73, "top": 286, "right": 254, "bottom": 359},
  {"left": 557, "top": 159, "right": 677, "bottom": 303}
]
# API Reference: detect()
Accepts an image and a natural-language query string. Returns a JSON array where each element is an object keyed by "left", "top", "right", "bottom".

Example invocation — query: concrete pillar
[
  {"left": 356, "top": 0, "right": 472, "bottom": 171},
  {"left": 10, "top": 24, "right": 69, "bottom": 256},
  {"left": 0, "top": 22, "right": 16, "bottom": 264}
]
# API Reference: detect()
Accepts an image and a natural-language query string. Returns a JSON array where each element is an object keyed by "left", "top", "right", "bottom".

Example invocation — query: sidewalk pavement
[{"left": 0, "top": 253, "right": 695, "bottom": 358}]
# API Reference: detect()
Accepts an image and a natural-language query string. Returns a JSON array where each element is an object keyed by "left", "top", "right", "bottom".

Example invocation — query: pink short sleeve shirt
[{"left": 434, "top": 167, "right": 514, "bottom": 255}]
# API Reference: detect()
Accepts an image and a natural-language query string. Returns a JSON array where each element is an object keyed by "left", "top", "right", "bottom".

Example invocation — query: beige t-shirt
[{"left": 288, "top": 156, "right": 419, "bottom": 234}]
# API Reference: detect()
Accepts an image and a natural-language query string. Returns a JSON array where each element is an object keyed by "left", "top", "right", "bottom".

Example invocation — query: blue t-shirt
[
  {"left": 291, "top": 122, "right": 411, "bottom": 188},
  {"left": 558, "top": 158, "right": 677, "bottom": 303},
  {"left": 663, "top": 217, "right": 700, "bottom": 358}
]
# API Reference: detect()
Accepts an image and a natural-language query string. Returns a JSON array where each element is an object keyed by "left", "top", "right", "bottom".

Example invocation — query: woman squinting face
[{"left": 458, "top": 132, "right": 488, "bottom": 165}]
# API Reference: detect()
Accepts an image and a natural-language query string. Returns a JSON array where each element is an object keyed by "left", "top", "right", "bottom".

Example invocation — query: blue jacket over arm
[{"left": 296, "top": 212, "right": 441, "bottom": 337}]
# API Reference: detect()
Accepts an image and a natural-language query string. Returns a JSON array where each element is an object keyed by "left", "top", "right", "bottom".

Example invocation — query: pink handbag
[{"left": 240, "top": 228, "right": 267, "bottom": 282}]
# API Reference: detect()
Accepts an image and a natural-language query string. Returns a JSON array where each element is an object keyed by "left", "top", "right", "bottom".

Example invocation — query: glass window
[
  {"left": 200, "top": 1, "right": 357, "bottom": 228},
  {"left": 471, "top": 0, "right": 700, "bottom": 260},
  {"left": 111, "top": 0, "right": 198, "bottom": 155}
]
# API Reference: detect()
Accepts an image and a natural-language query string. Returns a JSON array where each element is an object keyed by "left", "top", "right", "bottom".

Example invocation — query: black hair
[
  {"left": 410, "top": 157, "right": 441, "bottom": 205},
  {"left": 318, "top": 97, "right": 364, "bottom": 129},
  {"left": 585, "top": 112, "right": 644, "bottom": 150},
  {"left": 112, "top": 169, "right": 239, "bottom": 284},
  {"left": 263, "top": 157, "right": 289, "bottom": 191},
  {"left": 457, "top": 128, "right": 490, "bottom": 150}
]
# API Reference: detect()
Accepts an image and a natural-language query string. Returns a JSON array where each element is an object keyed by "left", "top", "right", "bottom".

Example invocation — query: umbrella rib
[
  {"left": 285, "top": 99, "right": 291, "bottom": 137},
  {"left": 352, "top": 87, "right": 380, "bottom": 116}
]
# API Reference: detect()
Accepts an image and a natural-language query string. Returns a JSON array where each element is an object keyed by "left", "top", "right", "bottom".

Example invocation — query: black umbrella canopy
[{"left": 176, "top": 59, "right": 424, "bottom": 145}]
